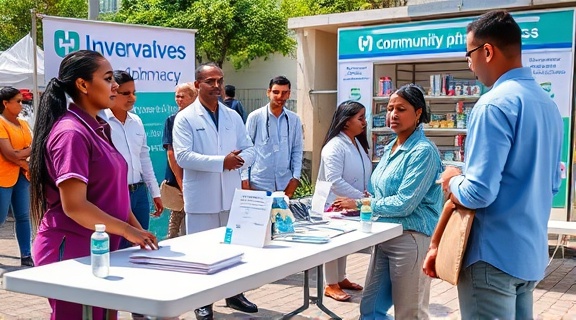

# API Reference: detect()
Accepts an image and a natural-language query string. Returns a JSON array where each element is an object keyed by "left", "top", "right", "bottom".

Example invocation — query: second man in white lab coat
[{"left": 172, "top": 62, "right": 257, "bottom": 320}]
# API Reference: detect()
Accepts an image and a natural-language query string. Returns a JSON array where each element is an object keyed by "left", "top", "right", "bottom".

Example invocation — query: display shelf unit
[
  {"left": 373, "top": 95, "right": 480, "bottom": 103},
  {"left": 370, "top": 60, "right": 481, "bottom": 165},
  {"left": 372, "top": 127, "right": 468, "bottom": 135}
]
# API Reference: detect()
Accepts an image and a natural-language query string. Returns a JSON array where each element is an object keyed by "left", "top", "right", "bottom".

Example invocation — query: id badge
[{"left": 273, "top": 144, "right": 280, "bottom": 152}]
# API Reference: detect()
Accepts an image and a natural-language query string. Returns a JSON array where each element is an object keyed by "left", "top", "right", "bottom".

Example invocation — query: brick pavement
[{"left": 1, "top": 219, "right": 576, "bottom": 319}]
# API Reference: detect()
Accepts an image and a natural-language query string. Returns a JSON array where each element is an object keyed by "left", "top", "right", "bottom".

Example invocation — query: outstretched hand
[{"left": 223, "top": 150, "right": 244, "bottom": 170}]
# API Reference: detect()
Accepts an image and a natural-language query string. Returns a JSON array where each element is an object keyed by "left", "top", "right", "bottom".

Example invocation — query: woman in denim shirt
[{"left": 336, "top": 84, "right": 442, "bottom": 319}]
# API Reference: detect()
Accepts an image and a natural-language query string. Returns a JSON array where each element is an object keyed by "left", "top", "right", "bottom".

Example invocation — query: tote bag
[
  {"left": 435, "top": 200, "right": 475, "bottom": 285},
  {"left": 160, "top": 180, "right": 184, "bottom": 211}
]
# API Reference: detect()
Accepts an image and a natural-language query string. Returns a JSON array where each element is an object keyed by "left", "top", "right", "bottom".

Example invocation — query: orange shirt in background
[{"left": 0, "top": 117, "right": 32, "bottom": 187}]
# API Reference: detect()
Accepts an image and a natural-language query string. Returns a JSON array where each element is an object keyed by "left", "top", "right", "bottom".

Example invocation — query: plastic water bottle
[
  {"left": 271, "top": 191, "right": 295, "bottom": 236},
  {"left": 91, "top": 224, "right": 109, "bottom": 278},
  {"left": 360, "top": 198, "right": 372, "bottom": 233}
]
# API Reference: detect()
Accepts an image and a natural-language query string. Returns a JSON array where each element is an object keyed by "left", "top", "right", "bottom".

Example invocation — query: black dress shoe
[
  {"left": 194, "top": 304, "right": 213, "bottom": 320},
  {"left": 225, "top": 293, "right": 258, "bottom": 313}
]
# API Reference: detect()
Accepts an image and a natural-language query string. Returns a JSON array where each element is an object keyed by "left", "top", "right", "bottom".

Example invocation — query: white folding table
[
  {"left": 3, "top": 221, "right": 402, "bottom": 319},
  {"left": 548, "top": 219, "right": 576, "bottom": 264}
]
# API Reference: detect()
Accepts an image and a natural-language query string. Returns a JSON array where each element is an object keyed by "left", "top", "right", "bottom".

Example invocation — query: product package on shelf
[
  {"left": 373, "top": 101, "right": 388, "bottom": 128},
  {"left": 372, "top": 133, "right": 395, "bottom": 162},
  {"left": 438, "top": 146, "right": 461, "bottom": 162},
  {"left": 373, "top": 113, "right": 387, "bottom": 128},
  {"left": 455, "top": 101, "right": 474, "bottom": 129},
  {"left": 454, "top": 134, "right": 466, "bottom": 162},
  {"left": 428, "top": 74, "right": 481, "bottom": 97},
  {"left": 377, "top": 76, "right": 393, "bottom": 97}
]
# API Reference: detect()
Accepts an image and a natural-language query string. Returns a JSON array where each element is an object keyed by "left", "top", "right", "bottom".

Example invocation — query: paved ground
[{"left": 1, "top": 218, "right": 576, "bottom": 319}]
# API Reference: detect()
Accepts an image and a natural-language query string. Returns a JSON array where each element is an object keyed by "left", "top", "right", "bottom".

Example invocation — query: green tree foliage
[
  {"left": 280, "top": 0, "right": 406, "bottom": 18},
  {"left": 106, "top": 0, "right": 295, "bottom": 69},
  {"left": 0, "top": 0, "right": 87, "bottom": 51},
  {"left": 361, "top": 0, "right": 407, "bottom": 9},
  {"left": 280, "top": 0, "right": 364, "bottom": 17}
]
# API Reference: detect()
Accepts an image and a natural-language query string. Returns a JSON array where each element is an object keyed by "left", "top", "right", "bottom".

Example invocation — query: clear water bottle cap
[{"left": 95, "top": 224, "right": 106, "bottom": 232}]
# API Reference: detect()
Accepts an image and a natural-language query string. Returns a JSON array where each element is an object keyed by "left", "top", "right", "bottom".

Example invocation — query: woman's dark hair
[
  {"left": 30, "top": 50, "right": 106, "bottom": 227},
  {"left": 394, "top": 84, "right": 431, "bottom": 125},
  {"left": 323, "top": 100, "right": 370, "bottom": 154},
  {"left": 0, "top": 87, "right": 21, "bottom": 113},
  {"left": 113, "top": 70, "right": 134, "bottom": 85}
]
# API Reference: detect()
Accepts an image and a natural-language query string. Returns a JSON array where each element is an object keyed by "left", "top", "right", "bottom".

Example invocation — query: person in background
[
  {"left": 163, "top": 82, "right": 197, "bottom": 238},
  {"left": 335, "top": 84, "right": 442, "bottom": 319},
  {"left": 423, "top": 11, "right": 563, "bottom": 320},
  {"left": 222, "top": 84, "right": 246, "bottom": 123},
  {"left": 317, "top": 100, "right": 372, "bottom": 301},
  {"left": 29, "top": 50, "right": 158, "bottom": 320},
  {"left": 242, "top": 76, "right": 302, "bottom": 198},
  {"left": 103, "top": 70, "right": 163, "bottom": 249},
  {"left": 0, "top": 86, "right": 33, "bottom": 267},
  {"left": 173, "top": 62, "right": 257, "bottom": 320}
]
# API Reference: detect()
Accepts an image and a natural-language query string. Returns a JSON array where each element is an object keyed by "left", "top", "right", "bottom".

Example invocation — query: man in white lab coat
[{"left": 173, "top": 62, "right": 257, "bottom": 320}]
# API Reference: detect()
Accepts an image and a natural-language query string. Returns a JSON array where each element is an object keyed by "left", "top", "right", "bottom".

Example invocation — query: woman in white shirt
[{"left": 317, "top": 100, "right": 372, "bottom": 301}]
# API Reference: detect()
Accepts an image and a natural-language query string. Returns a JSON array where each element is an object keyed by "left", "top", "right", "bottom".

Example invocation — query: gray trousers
[
  {"left": 360, "top": 231, "right": 431, "bottom": 320},
  {"left": 324, "top": 256, "right": 347, "bottom": 284},
  {"left": 185, "top": 210, "right": 230, "bottom": 234}
]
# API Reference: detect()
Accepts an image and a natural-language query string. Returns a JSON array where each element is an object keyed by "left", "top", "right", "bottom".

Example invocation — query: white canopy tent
[{"left": 0, "top": 34, "right": 44, "bottom": 90}]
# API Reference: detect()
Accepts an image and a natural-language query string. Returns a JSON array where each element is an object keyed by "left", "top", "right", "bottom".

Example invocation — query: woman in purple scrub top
[{"left": 28, "top": 50, "right": 159, "bottom": 320}]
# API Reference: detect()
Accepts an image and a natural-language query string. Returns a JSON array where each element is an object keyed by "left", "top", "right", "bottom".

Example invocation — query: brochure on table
[
  {"left": 224, "top": 189, "right": 273, "bottom": 248},
  {"left": 310, "top": 180, "right": 333, "bottom": 217},
  {"left": 337, "top": 8, "right": 574, "bottom": 212},
  {"left": 129, "top": 243, "right": 244, "bottom": 274}
]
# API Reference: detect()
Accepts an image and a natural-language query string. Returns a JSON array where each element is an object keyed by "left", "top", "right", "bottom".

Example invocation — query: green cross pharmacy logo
[{"left": 54, "top": 30, "right": 80, "bottom": 57}]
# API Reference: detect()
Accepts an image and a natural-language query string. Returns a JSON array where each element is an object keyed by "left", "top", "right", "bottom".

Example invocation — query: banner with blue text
[{"left": 42, "top": 17, "right": 196, "bottom": 238}]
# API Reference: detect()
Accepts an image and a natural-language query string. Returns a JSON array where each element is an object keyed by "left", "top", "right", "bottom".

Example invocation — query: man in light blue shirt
[
  {"left": 242, "top": 76, "right": 303, "bottom": 197},
  {"left": 427, "top": 11, "right": 563, "bottom": 319}
]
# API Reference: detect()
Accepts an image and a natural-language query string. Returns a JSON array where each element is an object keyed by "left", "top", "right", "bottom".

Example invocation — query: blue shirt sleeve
[{"left": 450, "top": 103, "right": 514, "bottom": 209}]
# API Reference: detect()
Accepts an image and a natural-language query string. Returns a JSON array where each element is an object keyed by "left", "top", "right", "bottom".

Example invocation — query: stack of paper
[
  {"left": 274, "top": 221, "right": 357, "bottom": 244},
  {"left": 129, "top": 244, "right": 244, "bottom": 274}
]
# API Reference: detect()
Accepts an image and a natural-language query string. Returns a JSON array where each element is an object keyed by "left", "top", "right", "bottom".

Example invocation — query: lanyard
[{"left": 266, "top": 111, "right": 289, "bottom": 141}]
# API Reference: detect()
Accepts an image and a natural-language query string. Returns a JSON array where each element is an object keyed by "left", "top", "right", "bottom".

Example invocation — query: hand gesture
[
  {"left": 284, "top": 178, "right": 299, "bottom": 199},
  {"left": 123, "top": 226, "right": 159, "bottom": 250},
  {"left": 422, "top": 247, "right": 438, "bottom": 278},
  {"left": 332, "top": 197, "right": 357, "bottom": 210},
  {"left": 151, "top": 197, "right": 164, "bottom": 217},
  {"left": 223, "top": 150, "right": 244, "bottom": 170},
  {"left": 439, "top": 166, "right": 462, "bottom": 193},
  {"left": 241, "top": 180, "right": 253, "bottom": 190}
]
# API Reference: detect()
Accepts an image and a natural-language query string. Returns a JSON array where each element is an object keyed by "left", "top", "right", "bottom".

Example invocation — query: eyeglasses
[
  {"left": 199, "top": 78, "right": 224, "bottom": 87},
  {"left": 465, "top": 44, "right": 485, "bottom": 58},
  {"left": 465, "top": 43, "right": 485, "bottom": 68},
  {"left": 117, "top": 91, "right": 136, "bottom": 96}
]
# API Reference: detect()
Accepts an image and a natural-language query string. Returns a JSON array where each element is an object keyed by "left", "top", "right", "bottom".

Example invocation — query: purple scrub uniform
[{"left": 32, "top": 104, "right": 130, "bottom": 320}]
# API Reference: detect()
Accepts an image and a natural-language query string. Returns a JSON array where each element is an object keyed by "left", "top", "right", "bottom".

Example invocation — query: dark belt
[{"left": 128, "top": 181, "right": 145, "bottom": 192}]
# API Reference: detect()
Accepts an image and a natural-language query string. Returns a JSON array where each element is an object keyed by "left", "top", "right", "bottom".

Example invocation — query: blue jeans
[
  {"left": 120, "top": 184, "right": 150, "bottom": 249},
  {"left": 458, "top": 261, "right": 537, "bottom": 320},
  {"left": 0, "top": 172, "right": 31, "bottom": 257}
]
